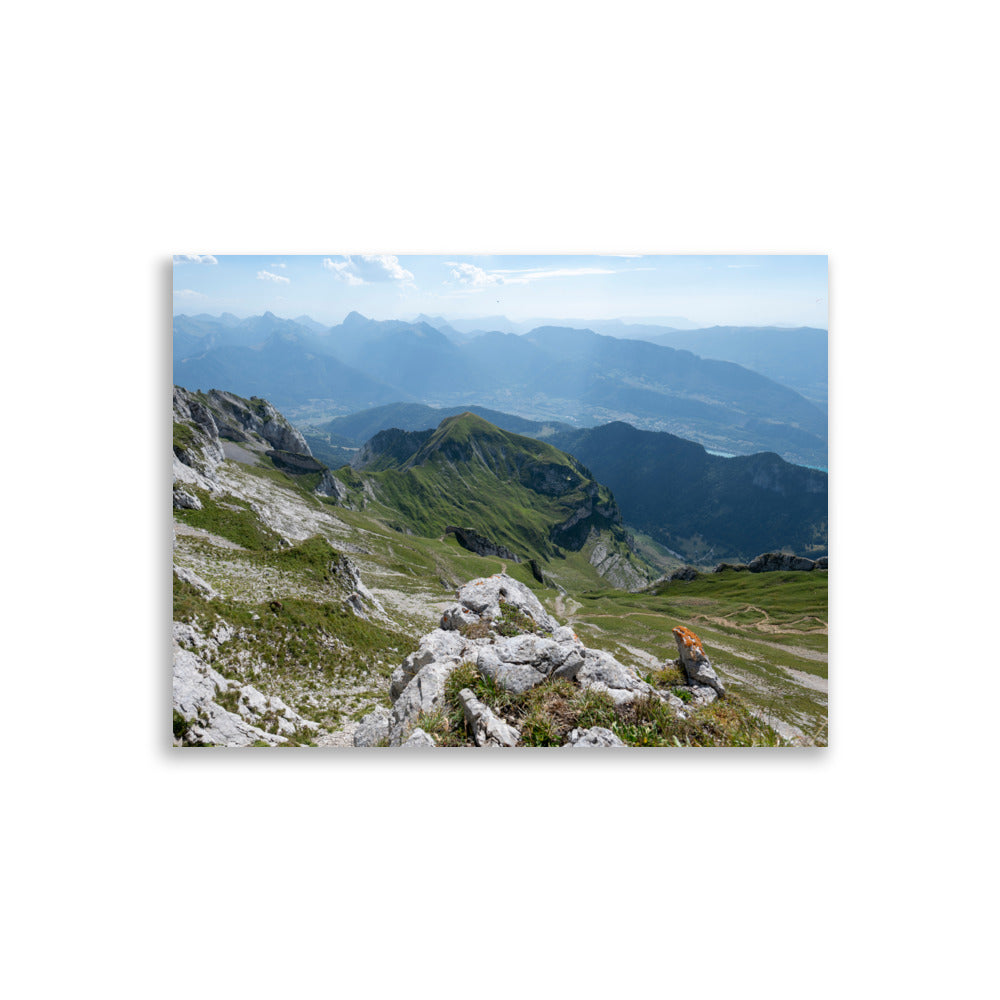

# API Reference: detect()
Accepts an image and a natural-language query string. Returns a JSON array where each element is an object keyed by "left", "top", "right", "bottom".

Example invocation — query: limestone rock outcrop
[
  {"left": 748, "top": 552, "right": 817, "bottom": 573},
  {"left": 382, "top": 573, "right": 708, "bottom": 747},
  {"left": 712, "top": 552, "right": 828, "bottom": 574},
  {"left": 205, "top": 389, "right": 312, "bottom": 456},
  {"left": 332, "top": 554, "right": 387, "bottom": 621},
  {"left": 173, "top": 385, "right": 225, "bottom": 490},
  {"left": 458, "top": 689, "right": 521, "bottom": 747},
  {"left": 562, "top": 726, "right": 626, "bottom": 748},
  {"left": 672, "top": 626, "right": 726, "bottom": 699},
  {"left": 353, "top": 707, "right": 391, "bottom": 747},
  {"left": 444, "top": 526, "right": 520, "bottom": 562},
  {"left": 172, "top": 620, "right": 317, "bottom": 747}
]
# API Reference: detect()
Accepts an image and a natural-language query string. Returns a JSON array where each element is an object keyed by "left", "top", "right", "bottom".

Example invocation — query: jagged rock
[
  {"left": 316, "top": 470, "right": 348, "bottom": 501},
  {"left": 173, "top": 644, "right": 285, "bottom": 746},
  {"left": 747, "top": 552, "right": 816, "bottom": 573},
  {"left": 458, "top": 689, "right": 521, "bottom": 747},
  {"left": 265, "top": 449, "right": 326, "bottom": 474},
  {"left": 669, "top": 566, "right": 700, "bottom": 582},
  {"left": 382, "top": 574, "right": 714, "bottom": 748},
  {"left": 173, "top": 487, "right": 202, "bottom": 510},
  {"left": 576, "top": 647, "right": 657, "bottom": 705},
  {"left": 476, "top": 633, "right": 585, "bottom": 693},
  {"left": 689, "top": 685, "right": 720, "bottom": 706},
  {"left": 549, "top": 482, "right": 621, "bottom": 549},
  {"left": 562, "top": 726, "right": 626, "bottom": 748},
  {"left": 344, "top": 593, "right": 369, "bottom": 618},
  {"left": 475, "top": 648, "right": 547, "bottom": 694},
  {"left": 388, "top": 660, "right": 460, "bottom": 745},
  {"left": 205, "top": 389, "right": 311, "bottom": 456},
  {"left": 814, "top": 556, "right": 828, "bottom": 570},
  {"left": 173, "top": 565, "right": 218, "bottom": 599},
  {"left": 445, "top": 526, "right": 520, "bottom": 562},
  {"left": 353, "top": 707, "right": 391, "bottom": 747},
  {"left": 173, "top": 386, "right": 225, "bottom": 489},
  {"left": 173, "top": 621, "right": 207, "bottom": 649},
  {"left": 444, "top": 573, "right": 557, "bottom": 633},
  {"left": 588, "top": 537, "right": 649, "bottom": 591},
  {"left": 402, "top": 729, "right": 436, "bottom": 747},
  {"left": 713, "top": 562, "right": 749, "bottom": 573},
  {"left": 332, "top": 554, "right": 386, "bottom": 620},
  {"left": 440, "top": 605, "right": 479, "bottom": 631},
  {"left": 390, "top": 629, "right": 469, "bottom": 699},
  {"left": 672, "top": 626, "right": 726, "bottom": 698}
]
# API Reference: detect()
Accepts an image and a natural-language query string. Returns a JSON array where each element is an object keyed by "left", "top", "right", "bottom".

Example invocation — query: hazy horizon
[{"left": 173, "top": 253, "right": 828, "bottom": 329}]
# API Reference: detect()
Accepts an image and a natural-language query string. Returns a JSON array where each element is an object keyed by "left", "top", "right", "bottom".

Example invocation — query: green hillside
[
  {"left": 173, "top": 389, "right": 829, "bottom": 747},
  {"left": 345, "top": 412, "right": 651, "bottom": 586}
]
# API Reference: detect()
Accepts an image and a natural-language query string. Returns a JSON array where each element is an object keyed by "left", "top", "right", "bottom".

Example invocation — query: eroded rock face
[
  {"left": 458, "top": 689, "right": 520, "bottom": 747},
  {"left": 669, "top": 566, "right": 700, "bottom": 582},
  {"left": 173, "top": 645, "right": 283, "bottom": 746},
  {"left": 173, "top": 487, "right": 202, "bottom": 510},
  {"left": 206, "top": 389, "right": 312, "bottom": 456},
  {"left": 747, "top": 552, "right": 817, "bottom": 573},
  {"left": 381, "top": 572, "right": 708, "bottom": 747},
  {"left": 173, "top": 565, "right": 218, "bottom": 599},
  {"left": 562, "top": 726, "right": 626, "bottom": 748},
  {"left": 316, "top": 470, "right": 348, "bottom": 501},
  {"left": 444, "top": 526, "right": 520, "bottom": 562},
  {"left": 576, "top": 648, "right": 658, "bottom": 706},
  {"left": 588, "top": 538, "right": 649, "bottom": 592},
  {"left": 172, "top": 620, "right": 317, "bottom": 747},
  {"left": 333, "top": 554, "right": 387, "bottom": 621},
  {"left": 173, "top": 385, "right": 225, "bottom": 489},
  {"left": 353, "top": 707, "right": 391, "bottom": 747},
  {"left": 388, "top": 660, "right": 459, "bottom": 745},
  {"left": 672, "top": 626, "right": 725, "bottom": 699},
  {"left": 443, "top": 573, "right": 558, "bottom": 634},
  {"left": 402, "top": 729, "right": 437, "bottom": 747}
]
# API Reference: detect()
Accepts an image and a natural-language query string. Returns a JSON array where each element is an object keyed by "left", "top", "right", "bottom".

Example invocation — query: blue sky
[{"left": 172, "top": 253, "right": 828, "bottom": 328}]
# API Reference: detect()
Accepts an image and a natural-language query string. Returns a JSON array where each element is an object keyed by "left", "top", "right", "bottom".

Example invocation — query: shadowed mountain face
[
  {"left": 547, "top": 422, "right": 828, "bottom": 564},
  {"left": 173, "top": 313, "right": 827, "bottom": 466}
]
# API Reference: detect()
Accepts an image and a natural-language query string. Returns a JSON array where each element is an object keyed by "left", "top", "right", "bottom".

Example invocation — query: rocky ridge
[{"left": 354, "top": 573, "right": 725, "bottom": 747}]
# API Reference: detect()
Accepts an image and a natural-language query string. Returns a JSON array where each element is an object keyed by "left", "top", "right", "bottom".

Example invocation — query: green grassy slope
[
  {"left": 345, "top": 412, "right": 651, "bottom": 582},
  {"left": 538, "top": 569, "right": 828, "bottom": 744}
]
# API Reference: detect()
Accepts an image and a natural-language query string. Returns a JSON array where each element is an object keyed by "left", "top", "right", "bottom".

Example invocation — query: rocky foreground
[{"left": 351, "top": 573, "right": 730, "bottom": 748}]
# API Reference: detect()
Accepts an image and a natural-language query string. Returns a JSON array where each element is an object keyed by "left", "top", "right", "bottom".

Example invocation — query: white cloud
[
  {"left": 323, "top": 257, "right": 365, "bottom": 285},
  {"left": 446, "top": 261, "right": 503, "bottom": 287},
  {"left": 173, "top": 288, "right": 206, "bottom": 298},
  {"left": 323, "top": 254, "right": 415, "bottom": 286},
  {"left": 269, "top": 262, "right": 286, "bottom": 268},
  {"left": 257, "top": 270, "right": 290, "bottom": 284},
  {"left": 446, "top": 262, "right": 616, "bottom": 287},
  {"left": 173, "top": 254, "right": 218, "bottom": 265}
]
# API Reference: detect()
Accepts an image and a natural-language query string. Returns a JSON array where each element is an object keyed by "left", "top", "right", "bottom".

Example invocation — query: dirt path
[
  {"left": 554, "top": 594, "right": 582, "bottom": 618},
  {"left": 692, "top": 604, "right": 828, "bottom": 635}
]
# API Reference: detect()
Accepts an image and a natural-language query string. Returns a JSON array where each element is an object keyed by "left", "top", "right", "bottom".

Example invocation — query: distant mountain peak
[{"left": 343, "top": 311, "right": 369, "bottom": 326}]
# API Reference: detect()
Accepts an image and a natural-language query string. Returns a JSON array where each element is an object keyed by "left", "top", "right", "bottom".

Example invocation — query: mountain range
[
  {"left": 173, "top": 311, "right": 828, "bottom": 466},
  {"left": 546, "top": 422, "right": 827, "bottom": 563},
  {"left": 172, "top": 385, "right": 829, "bottom": 748},
  {"left": 304, "top": 401, "right": 828, "bottom": 563}
]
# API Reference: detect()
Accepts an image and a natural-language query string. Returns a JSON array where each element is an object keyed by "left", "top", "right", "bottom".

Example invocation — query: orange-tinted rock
[{"left": 672, "top": 625, "right": 725, "bottom": 698}]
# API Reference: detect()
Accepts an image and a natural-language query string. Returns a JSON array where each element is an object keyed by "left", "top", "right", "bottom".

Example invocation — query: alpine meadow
[{"left": 172, "top": 253, "right": 828, "bottom": 748}]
